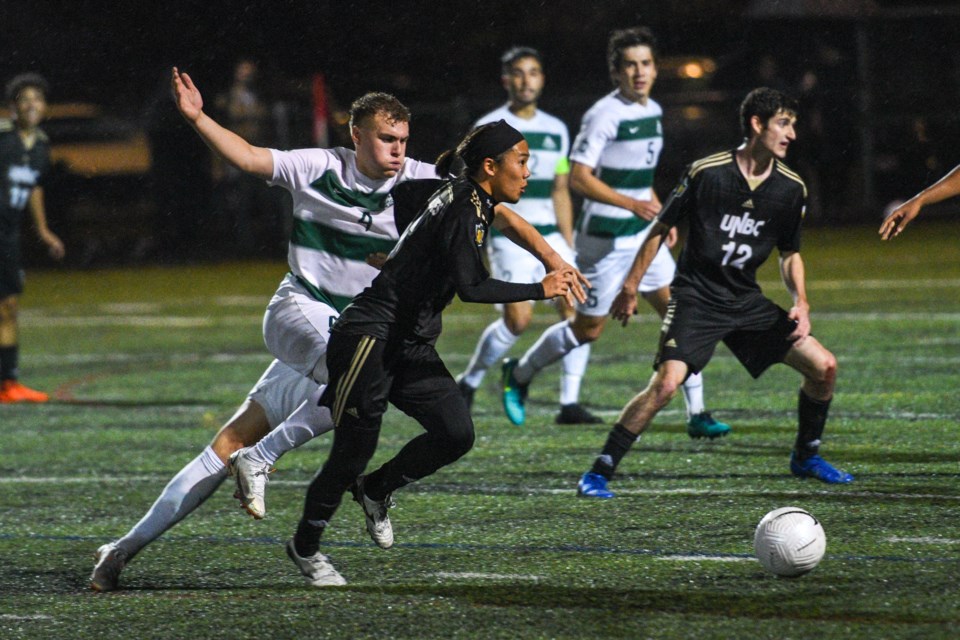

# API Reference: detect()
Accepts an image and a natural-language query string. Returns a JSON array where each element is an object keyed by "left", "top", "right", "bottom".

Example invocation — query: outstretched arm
[
  {"left": 880, "top": 164, "right": 960, "bottom": 240},
  {"left": 171, "top": 67, "right": 274, "bottom": 179},
  {"left": 492, "top": 204, "right": 589, "bottom": 304}
]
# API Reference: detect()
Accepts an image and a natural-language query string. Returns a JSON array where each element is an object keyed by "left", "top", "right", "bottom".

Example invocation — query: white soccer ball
[{"left": 753, "top": 507, "right": 826, "bottom": 577}]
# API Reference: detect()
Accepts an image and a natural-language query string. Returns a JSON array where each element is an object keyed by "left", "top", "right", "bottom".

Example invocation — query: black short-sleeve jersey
[
  {"left": 334, "top": 176, "right": 545, "bottom": 342},
  {"left": 657, "top": 150, "right": 806, "bottom": 307},
  {"left": 0, "top": 125, "right": 51, "bottom": 241}
]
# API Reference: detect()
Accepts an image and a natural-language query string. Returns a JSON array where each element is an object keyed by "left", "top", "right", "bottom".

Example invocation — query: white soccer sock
[
  {"left": 515, "top": 320, "right": 580, "bottom": 385},
  {"left": 117, "top": 445, "right": 226, "bottom": 559},
  {"left": 246, "top": 386, "right": 333, "bottom": 467},
  {"left": 559, "top": 343, "right": 592, "bottom": 405},
  {"left": 461, "top": 318, "right": 519, "bottom": 388},
  {"left": 681, "top": 372, "right": 705, "bottom": 418}
]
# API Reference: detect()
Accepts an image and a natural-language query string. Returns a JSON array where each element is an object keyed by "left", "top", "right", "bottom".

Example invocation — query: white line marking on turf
[
  {"left": 1, "top": 477, "right": 956, "bottom": 502},
  {"left": 657, "top": 555, "right": 756, "bottom": 563},
  {"left": 0, "top": 615, "right": 53, "bottom": 621},
  {"left": 434, "top": 572, "right": 541, "bottom": 581},
  {"left": 886, "top": 536, "right": 960, "bottom": 545}
]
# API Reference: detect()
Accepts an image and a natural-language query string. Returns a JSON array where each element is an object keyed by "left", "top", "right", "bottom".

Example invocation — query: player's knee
[
  {"left": 817, "top": 351, "right": 838, "bottom": 387},
  {"left": 445, "top": 423, "right": 476, "bottom": 460},
  {"left": 503, "top": 314, "right": 528, "bottom": 335},
  {"left": 651, "top": 376, "right": 680, "bottom": 408}
]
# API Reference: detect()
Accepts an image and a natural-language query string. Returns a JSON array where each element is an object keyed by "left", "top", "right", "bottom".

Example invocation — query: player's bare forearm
[
  {"left": 570, "top": 162, "right": 659, "bottom": 221},
  {"left": 551, "top": 174, "right": 575, "bottom": 246},
  {"left": 880, "top": 164, "right": 960, "bottom": 240},
  {"left": 780, "top": 251, "right": 812, "bottom": 341},
  {"left": 622, "top": 222, "right": 668, "bottom": 292}
]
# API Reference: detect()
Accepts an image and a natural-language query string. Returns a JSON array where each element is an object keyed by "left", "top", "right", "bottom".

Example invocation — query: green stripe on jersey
[
  {"left": 522, "top": 132, "right": 563, "bottom": 152},
  {"left": 293, "top": 274, "right": 351, "bottom": 312},
  {"left": 615, "top": 117, "right": 661, "bottom": 141},
  {"left": 582, "top": 215, "right": 649, "bottom": 238},
  {"left": 309, "top": 170, "right": 391, "bottom": 211},
  {"left": 598, "top": 167, "right": 655, "bottom": 190},
  {"left": 490, "top": 223, "right": 558, "bottom": 238},
  {"left": 291, "top": 218, "right": 396, "bottom": 260},
  {"left": 522, "top": 178, "right": 553, "bottom": 199}
]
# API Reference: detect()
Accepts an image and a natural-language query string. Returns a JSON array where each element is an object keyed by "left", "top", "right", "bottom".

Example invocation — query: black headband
[{"left": 460, "top": 120, "right": 525, "bottom": 168}]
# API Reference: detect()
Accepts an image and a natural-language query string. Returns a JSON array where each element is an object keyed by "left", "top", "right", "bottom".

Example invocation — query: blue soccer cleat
[
  {"left": 790, "top": 452, "right": 854, "bottom": 484},
  {"left": 577, "top": 472, "right": 615, "bottom": 498},
  {"left": 501, "top": 358, "right": 528, "bottom": 426},
  {"left": 687, "top": 412, "right": 732, "bottom": 439}
]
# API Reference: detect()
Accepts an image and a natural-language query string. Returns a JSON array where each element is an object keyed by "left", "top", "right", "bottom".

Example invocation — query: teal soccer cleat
[
  {"left": 687, "top": 412, "right": 731, "bottom": 439},
  {"left": 501, "top": 358, "right": 528, "bottom": 426}
]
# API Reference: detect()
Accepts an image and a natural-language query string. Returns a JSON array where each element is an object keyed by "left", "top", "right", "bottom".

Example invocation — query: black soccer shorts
[{"left": 654, "top": 292, "right": 799, "bottom": 379}]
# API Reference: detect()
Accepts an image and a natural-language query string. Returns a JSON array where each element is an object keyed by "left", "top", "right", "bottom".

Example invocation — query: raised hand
[{"left": 171, "top": 67, "right": 203, "bottom": 123}]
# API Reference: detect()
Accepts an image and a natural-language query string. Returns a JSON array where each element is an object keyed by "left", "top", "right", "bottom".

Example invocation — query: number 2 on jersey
[{"left": 720, "top": 241, "right": 752, "bottom": 269}]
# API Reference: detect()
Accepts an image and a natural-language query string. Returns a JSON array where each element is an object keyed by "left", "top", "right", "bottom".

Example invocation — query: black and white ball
[{"left": 754, "top": 507, "right": 826, "bottom": 577}]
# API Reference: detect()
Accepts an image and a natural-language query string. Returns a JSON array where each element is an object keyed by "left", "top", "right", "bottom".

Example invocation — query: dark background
[{"left": 2, "top": 0, "right": 958, "bottom": 264}]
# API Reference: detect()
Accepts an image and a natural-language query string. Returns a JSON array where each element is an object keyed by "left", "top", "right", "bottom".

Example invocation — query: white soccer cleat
[
  {"left": 227, "top": 448, "right": 273, "bottom": 519},
  {"left": 285, "top": 539, "right": 346, "bottom": 587},
  {"left": 351, "top": 475, "right": 394, "bottom": 549},
  {"left": 90, "top": 542, "right": 127, "bottom": 592}
]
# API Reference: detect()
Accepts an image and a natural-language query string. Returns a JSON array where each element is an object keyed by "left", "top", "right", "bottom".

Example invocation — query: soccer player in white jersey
[
  {"left": 501, "top": 27, "right": 730, "bottom": 439},
  {"left": 455, "top": 47, "right": 597, "bottom": 424},
  {"left": 90, "top": 71, "right": 434, "bottom": 592}
]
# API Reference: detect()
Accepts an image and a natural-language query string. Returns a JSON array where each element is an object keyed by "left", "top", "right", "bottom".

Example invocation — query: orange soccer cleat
[{"left": 0, "top": 380, "right": 50, "bottom": 403}]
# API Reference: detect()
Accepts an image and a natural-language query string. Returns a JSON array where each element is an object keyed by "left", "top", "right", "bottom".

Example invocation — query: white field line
[
  {"left": 656, "top": 555, "right": 756, "bottom": 563},
  {"left": 885, "top": 536, "right": 960, "bottom": 545},
  {"left": 1, "top": 476, "right": 956, "bottom": 503},
  {"left": 0, "top": 614, "right": 54, "bottom": 620},
  {"left": 433, "top": 572, "right": 542, "bottom": 581}
]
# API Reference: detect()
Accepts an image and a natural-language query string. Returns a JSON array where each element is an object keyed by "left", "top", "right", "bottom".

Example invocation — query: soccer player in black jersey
[
  {"left": 286, "top": 120, "right": 588, "bottom": 586},
  {"left": 576, "top": 88, "right": 853, "bottom": 499},
  {"left": 0, "top": 73, "right": 64, "bottom": 404}
]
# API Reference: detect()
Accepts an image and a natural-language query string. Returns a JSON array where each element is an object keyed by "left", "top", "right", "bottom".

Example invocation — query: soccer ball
[{"left": 753, "top": 507, "right": 826, "bottom": 577}]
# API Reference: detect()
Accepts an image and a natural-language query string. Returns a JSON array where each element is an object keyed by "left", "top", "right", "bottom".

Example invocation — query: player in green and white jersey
[
  {"left": 456, "top": 46, "right": 597, "bottom": 424},
  {"left": 501, "top": 27, "right": 730, "bottom": 438},
  {"left": 92, "top": 72, "right": 433, "bottom": 591}
]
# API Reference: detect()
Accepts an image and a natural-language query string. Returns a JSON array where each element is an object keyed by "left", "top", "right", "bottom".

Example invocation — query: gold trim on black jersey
[
  {"left": 775, "top": 160, "right": 808, "bottom": 198},
  {"left": 689, "top": 150, "right": 732, "bottom": 178}
]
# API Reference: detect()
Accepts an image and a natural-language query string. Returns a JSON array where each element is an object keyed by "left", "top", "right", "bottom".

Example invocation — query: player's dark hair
[
  {"left": 436, "top": 122, "right": 508, "bottom": 178},
  {"left": 739, "top": 87, "right": 799, "bottom": 138},
  {"left": 500, "top": 46, "right": 542, "bottom": 76},
  {"left": 349, "top": 92, "right": 411, "bottom": 129},
  {"left": 607, "top": 27, "right": 657, "bottom": 80},
  {"left": 5, "top": 73, "right": 49, "bottom": 103}
]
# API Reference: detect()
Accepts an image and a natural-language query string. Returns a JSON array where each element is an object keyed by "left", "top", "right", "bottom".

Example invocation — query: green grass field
[{"left": 2, "top": 221, "right": 959, "bottom": 639}]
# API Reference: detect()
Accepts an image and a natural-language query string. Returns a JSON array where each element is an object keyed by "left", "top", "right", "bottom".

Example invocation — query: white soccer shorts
[{"left": 262, "top": 273, "right": 338, "bottom": 384}]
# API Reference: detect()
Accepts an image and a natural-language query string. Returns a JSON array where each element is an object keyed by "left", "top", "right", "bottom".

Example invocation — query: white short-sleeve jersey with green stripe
[
  {"left": 475, "top": 106, "right": 570, "bottom": 235},
  {"left": 269, "top": 147, "right": 436, "bottom": 310},
  {"left": 570, "top": 91, "right": 663, "bottom": 247}
]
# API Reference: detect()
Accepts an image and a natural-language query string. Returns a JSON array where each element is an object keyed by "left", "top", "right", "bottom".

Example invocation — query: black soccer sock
[
  {"left": 795, "top": 389, "right": 831, "bottom": 460},
  {"left": 0, "top": 345, "right": 18, "bottom": 381},
  {"left": 589, "top": 423, "right": 638, "bottom": 480},
  {"left": 294, "top": 517, "right": 326, "bottom": 557}
]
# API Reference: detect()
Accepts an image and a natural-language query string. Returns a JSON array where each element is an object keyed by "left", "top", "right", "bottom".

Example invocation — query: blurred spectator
[
  {"left": 212, "top": 58, "right": 283, "bottom": 255},
  {"left": 144, "top": 70, "right": 212, "bottom": 261},
  {"left": 794, "top": 40, "right": 858, "bottom": 221}
]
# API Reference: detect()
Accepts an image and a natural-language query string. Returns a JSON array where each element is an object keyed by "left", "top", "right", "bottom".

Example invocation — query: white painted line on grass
[
  {"left": 657, "top": 555, "right": 756, "bottom": 563},
  {"left": 434, "top": 572, "right": 542, "bottom": 581},
  {"left": 0, "top": 614, "right": 54, "bottom": 621},
  {"left": 885, "top": 536, "right": 960, "bottom": 545},
  {"left": 1, "top": 476, "right": 956, "bottom": 503}
]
